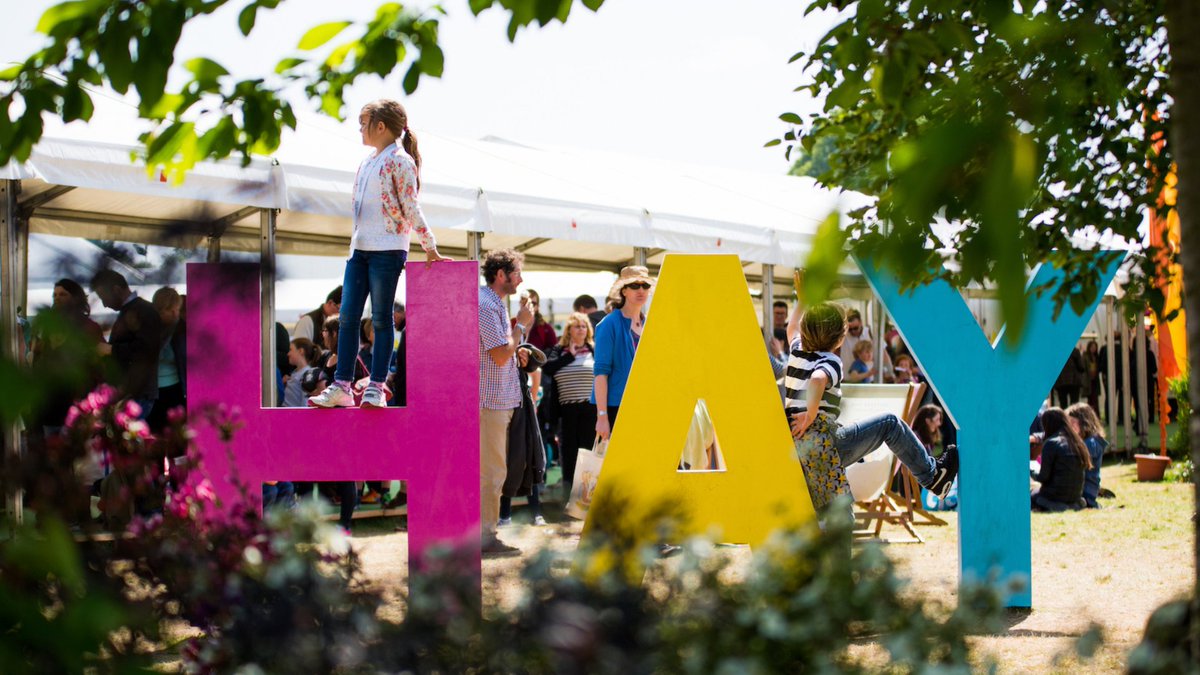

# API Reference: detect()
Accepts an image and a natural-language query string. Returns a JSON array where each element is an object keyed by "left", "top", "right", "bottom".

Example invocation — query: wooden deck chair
[
  {"left": 884, "top": 382, "right": 948, "bottom": 528},
  {"left": 841, "top": 383, "right": 924, "bottom": 543}
]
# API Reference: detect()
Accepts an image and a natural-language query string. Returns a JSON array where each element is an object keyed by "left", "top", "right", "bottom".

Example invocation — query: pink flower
[
  {"left": 123, "top": 399, "right": 142, "bottom": 419},
  {"left": 195, "top": 479, "right": 216, "bottom": 503}
]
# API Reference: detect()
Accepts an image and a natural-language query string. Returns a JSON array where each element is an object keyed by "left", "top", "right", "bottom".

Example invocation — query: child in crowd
[
  {"left": 846, "top": 339, "right": 876, "bottom": 383},
  {"left": 309, "top": 99, "right": 449, "bottom": 409},
  {"left": 893, "top": 353, "right": 920, "bottom": 384},
  {"left": 283, "top": 338, "right": 319, "bottom": 408},
  {"left": 785, "top": 302, "right": 958, "bottom": 514},
  {"left": 1066, "top": 402, "right": 1108, "bottom": 508}
]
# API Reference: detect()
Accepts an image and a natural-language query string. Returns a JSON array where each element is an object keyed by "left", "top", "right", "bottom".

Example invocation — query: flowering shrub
[{"left": 3, "top": 385, "right": 1012, "bottom": 673}]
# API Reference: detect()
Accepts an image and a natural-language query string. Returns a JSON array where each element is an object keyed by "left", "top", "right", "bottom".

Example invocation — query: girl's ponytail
[
  {"left": 402, "top": 128, "right": 421, "bottom": 190},
  {"left": 361, "top": 98, "right": 421, "bottom": 189}
]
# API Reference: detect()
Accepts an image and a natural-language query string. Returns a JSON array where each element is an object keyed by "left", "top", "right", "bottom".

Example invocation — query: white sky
[
  {"left": 5, "top": 1, "right": 845, "bottom": 317},
  {"left": 0, "top": 0, "right": 840, "bottom": 174}
]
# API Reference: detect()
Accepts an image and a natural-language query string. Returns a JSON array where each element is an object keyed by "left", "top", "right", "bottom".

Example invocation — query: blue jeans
[
  {"left": 132, "top": 397, "right": 156, "bottom": 421},
  {"left": 835, "top": 413, "right": 936, "bottom": 486},
  {"left": 262, "top": 481, "right": 295, "bottom": 510},
  {"left": 334, "top": 249, "right": 407, "bottom": 383}
]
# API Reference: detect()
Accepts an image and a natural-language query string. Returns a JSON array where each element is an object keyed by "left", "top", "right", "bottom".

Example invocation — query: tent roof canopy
[{"left": 5, "top": 92, "right": 870, "bottom": 283}]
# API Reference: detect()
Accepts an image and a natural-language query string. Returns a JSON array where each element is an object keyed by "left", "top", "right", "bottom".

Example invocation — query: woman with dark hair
[
  {"left": 520, "top": 289, "right": 558, "bottom": 352},
  {"left": 31, "top": 278, "right": 104, "bottom": 433},
  {"left": 911, "top": 404, "right": 944, "bottom": 453},
  {"left": 1031, "top": 407, "right": 1091, "bottom": 512},
  {"left": 1067, "top": 402, "right": 1108, "bottom": 508}
]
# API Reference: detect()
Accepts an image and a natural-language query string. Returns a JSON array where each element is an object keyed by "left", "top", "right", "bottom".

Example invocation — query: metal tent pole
[
  {"left": 2, "top": 179, "right": 23, "bottom": 525},
  {"left": 207, "top": 234, "right": 222, "bottom": 263},
  {"left": 632, "top": 247, "right": 648, "bottom": 268},
  {"left": 1135, "top": 315, "right": 1150, "bottom": 449},
  {"left": 261, "top": 209, "right": 277, "bottom": 408},
  {"left": 466, "top": 232, "right": 482, "bottom": 261},
  {"left": 1121, "top": 320, "right": 1133, "bottom": 450},
  {"left": 761, "top": 264, "right": 774, "bottom": 346},
  {"left": 1105, "top": 298, "right": 1118, "bottom": 446}
]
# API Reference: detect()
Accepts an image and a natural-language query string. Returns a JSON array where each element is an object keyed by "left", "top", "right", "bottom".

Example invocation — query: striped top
[
  {"left": 783, "top": 340, "right": 843, "bottom": 419},
  {"left": 553, "top": 349, "right": 596, "bottom": 404}
]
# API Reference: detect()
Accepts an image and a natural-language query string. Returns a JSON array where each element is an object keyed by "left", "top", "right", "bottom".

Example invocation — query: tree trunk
[{"left": 1166, "top": 0, "right": 1200, "bottom": 655}]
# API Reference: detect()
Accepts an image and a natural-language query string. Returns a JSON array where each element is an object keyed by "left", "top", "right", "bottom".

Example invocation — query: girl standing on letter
[{"left": 311, "top": 99, "right": 450, "bottom": 409}]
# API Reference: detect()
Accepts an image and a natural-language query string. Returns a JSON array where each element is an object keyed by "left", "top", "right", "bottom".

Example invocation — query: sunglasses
[{"left": 625, "top": 282, "right": 651, "bottom": 290}]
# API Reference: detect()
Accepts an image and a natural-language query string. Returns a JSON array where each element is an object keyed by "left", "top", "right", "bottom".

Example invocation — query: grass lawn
[
  {"left": 884, "top": 458, "right": 1195, "bottom": 673},
  {"left": 345, "top": 456, "right": 1196, "bottom": 673}
]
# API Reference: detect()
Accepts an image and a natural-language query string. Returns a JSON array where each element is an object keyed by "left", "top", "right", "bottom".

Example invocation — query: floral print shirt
[{"left": 350, "top": 143, "right": 437, "bottom": 253}]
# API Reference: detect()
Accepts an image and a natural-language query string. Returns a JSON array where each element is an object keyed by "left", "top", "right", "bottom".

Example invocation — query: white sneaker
[
  {"left": 533, "top": 515, "right": 547, "bottom": 527},
  {"left": 497, "top": 517, "right": 513, "bottom": 528},
  {"left": 308, "top": 384, "right": 354, "bottom": 408},
  {"left": 360, "top": 385, "right": 386, "bottom": 408}
]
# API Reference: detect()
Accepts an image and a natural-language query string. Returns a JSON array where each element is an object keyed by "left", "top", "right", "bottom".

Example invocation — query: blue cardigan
[{"left": 591, "top": 310, "right": 642, "bottom": 407}]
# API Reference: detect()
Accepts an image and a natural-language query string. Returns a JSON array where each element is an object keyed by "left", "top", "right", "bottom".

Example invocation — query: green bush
[
  {"left": 1167, "top": 373, "right": 1191, "bottom": 462},
  {"left": 1164, "top": 457, "right": 1194, "bottom": 484},
  {"left": 2, "top": 356, "right": 1014, "bottom": 672}
]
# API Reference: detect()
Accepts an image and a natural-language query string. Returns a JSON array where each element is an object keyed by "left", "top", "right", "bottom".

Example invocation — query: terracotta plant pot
[{"left": 1134, "top": 454, "right": 1172, "bottom": 482}]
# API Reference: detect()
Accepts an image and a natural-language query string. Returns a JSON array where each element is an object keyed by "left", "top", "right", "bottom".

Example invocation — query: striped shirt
[
  {"left": 479, "top": 287, "right": 521, "bottom": 410},
  {"left": 783, "top": 341, "right": 843, "bottom": 419},
  {"left": 554, "top": 349, "right": 596, "bottom": 404}
]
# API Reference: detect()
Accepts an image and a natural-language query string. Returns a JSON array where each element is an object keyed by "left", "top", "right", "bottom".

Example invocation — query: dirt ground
[{"left": 350, "top": 462, "right": 1195, "bottom": 673}]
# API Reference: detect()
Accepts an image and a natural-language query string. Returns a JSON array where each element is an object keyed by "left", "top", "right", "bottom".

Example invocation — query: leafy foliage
[
  {"left": 779, "top": 0, "right": 1172, "bottom": 340},
  {"left": 0, "top": 0, "right": 605, "bottom": 181},
  {"left": 1168, "top": 372, "right": 1191, "bottom": 462},
  {"left": 1, "top": 356, "right": 1009, "bottom": 672}
]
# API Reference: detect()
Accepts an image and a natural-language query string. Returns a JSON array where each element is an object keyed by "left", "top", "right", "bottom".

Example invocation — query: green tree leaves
[
  {"left": 778, "top": 0, "right": 1172, "bottom": 339},
  {"left": 0, "top": 0, "right": 608, "bottom": 175},
  {"left": 298, "top": 21, "right": 352, "bottom": 51}
]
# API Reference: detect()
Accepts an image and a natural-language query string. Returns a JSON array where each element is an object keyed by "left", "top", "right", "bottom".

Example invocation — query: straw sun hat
[{"left": 607, "top": 265, "right": 655, "bottom": 305}]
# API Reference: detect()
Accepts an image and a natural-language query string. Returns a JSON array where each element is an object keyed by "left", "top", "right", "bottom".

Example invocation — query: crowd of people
[{"left": 16, "top": 97, "right": 1161, "bottom": 546}]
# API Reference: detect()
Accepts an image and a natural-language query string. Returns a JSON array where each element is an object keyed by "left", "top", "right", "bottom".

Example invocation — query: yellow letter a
[{"left": 581, "top": 255, "right": 816, "bottom": 552}]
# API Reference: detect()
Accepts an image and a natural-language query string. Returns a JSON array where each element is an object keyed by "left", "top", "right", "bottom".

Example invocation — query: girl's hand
[
  {"left": 424, "top": 249, "right": 453, "bottom": 267},
  {"left": 789, "top": 413, "right": 811, "bottom": 439},
  {"left": 596, "top": 415, "right": 611, "bottom": 440}
]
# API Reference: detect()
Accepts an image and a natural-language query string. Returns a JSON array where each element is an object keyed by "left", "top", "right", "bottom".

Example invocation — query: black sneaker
[{"left": 927, "top": 444, "right": 960, "bottom": 499}]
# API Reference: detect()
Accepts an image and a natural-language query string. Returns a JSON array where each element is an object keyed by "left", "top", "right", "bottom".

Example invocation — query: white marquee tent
[{"left": 0, "top": 91, "right": 868, "bottom": 426}]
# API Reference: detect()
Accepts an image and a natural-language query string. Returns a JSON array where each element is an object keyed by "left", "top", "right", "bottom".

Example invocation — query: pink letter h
[{"left": 187, "top": 261, "right": 481, "bottom": 581}]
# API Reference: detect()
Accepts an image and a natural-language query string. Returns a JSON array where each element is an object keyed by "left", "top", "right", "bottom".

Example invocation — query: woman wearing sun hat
[{"left": 593, "top": 265, "right": 654, "bottom": 440}]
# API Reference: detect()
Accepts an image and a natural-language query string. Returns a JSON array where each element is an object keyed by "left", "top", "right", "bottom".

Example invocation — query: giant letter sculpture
[
  {"left": 582, "top": 255, "right": 815, "bottom": 549},
  {"left": 187, "top": 262, "right": 480, "bottom": 582},
  {"left": 860, "top": 255, "right": 1121, "bottom": 607}
]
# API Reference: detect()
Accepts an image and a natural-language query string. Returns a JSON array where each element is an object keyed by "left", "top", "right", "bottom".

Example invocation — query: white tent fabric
[{"left": 4, "top": 90, "right": 867, "bottom": 276}]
